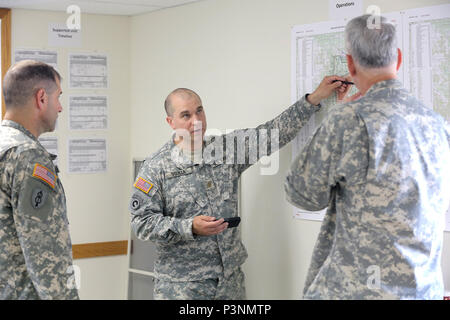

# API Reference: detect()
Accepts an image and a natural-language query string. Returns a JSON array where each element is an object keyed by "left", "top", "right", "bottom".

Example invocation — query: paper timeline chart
[
  {"left": 69, "top": 53, "right": 108, "bottom": 89},
  {"left": 14, "top": 49, "right": 58, "bottom": 69},
  {"left": 69, "top": 95, "right": 108, "bottom": 130},
  {"left": 38, "top": 136, "right": 58, "bottom": 166},
  {"left": 68, "top": 138, "right": 107, "bottom": 174},
  {"left": 291, "top": 4, "right": 450, "bottom": 223},
  {"left": 67, "top": 53, "right": 109, "bottom": 175}
]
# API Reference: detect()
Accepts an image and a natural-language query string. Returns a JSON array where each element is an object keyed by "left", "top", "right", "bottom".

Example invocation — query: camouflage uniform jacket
[
  {"left": 130, "top": 96, "right": 318, "bottom": 281},
  {"left": 285, "top": 79, "right": 450, "bottom": 299},
  {"left": 0, "top": 120, "right": 79, "bottom": 300}
]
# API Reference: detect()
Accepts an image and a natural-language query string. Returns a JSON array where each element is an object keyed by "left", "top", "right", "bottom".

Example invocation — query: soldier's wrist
[{"left": 305, "top": 93, "right": 322, "bottom": 108}]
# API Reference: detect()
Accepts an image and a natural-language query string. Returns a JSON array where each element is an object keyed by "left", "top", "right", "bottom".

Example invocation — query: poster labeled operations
[
  {"left": 69, "top": 95, "right": 108, "bottom": 130},
  {"left": 68, "top": 138, "right": 107, "bottom": 174},
  {"left": 69, "top": 53, "right": 108, "bottom": 89}
]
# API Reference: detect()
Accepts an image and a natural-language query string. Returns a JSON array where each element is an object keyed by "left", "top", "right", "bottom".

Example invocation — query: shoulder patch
[
  {"left": 134, "top": 177, "right": 154, "bottom": 194},
  {"left": 31, "top": 188, "right": 48, "bottom": 209},
  {"left": 32, "top": 163, "right": 56, "bottom": 189}
]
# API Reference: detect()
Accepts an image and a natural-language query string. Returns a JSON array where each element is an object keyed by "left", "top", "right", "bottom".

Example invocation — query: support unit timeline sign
[{"left": 290, "top": 4, "right": 450, "bottom": 230}]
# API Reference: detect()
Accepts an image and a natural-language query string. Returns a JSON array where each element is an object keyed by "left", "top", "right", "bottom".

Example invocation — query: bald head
[
  {"left": 164, "top": 88, "right": 202, "bottom": 116},
  {"left": 3, "top": 60, "right": 61, "bottom": 109}
]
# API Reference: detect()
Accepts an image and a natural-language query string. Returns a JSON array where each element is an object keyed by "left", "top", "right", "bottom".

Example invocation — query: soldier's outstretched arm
[{"left": 230, "top": 75, "right": 347, "bottom": 174}]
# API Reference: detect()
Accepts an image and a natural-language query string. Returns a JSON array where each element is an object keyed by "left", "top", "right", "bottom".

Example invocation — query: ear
[
  {"left": 346, "top": 55, "right": 356, "bottom": 77},
  {"left": 166, "top": 116, "right": 175, "bottom": 130},
  {"left": 35, "top": 88, "right": 47, "bottom": 110},
  {"left": 396, "top": 48, "right": 402, "bottom": 71}
]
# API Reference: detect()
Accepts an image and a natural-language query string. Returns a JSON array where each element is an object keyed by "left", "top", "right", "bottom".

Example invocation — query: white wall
[
  {"left": 11, "top": 9, "right": 131, "bottom": 299},
  {"left": 129, "top": 0, "right": 450, "bottom": 299}
]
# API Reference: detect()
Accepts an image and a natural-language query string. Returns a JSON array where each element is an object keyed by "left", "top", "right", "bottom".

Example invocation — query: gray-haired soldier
[
  {"left": 285, "top": 14, "right": 450, "bottom": 299},
  {"left": 129, "top": 78, "right": 350, "bottom": 300},
  {"left": 0, "top": 60, "right": 79, "bottom": 299}
]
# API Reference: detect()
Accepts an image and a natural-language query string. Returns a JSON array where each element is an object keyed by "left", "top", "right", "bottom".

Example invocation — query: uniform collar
[
  {"left": 365, "top": 79, "right": 404, "bottom": 96},
  {"left": 1, "top": 119, "right": 57, "bottom": 161},
  {"left": 168, "top": 133, "right": 204, "bottom": 169},
  {"left": 1, "top": 119, "right": 38, "bottom": 143}
]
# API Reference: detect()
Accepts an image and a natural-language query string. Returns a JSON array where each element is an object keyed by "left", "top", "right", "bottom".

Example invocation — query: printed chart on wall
[
  {"left": 69, "top": 53, "right": 108, "bottom": 89},
  {"left": 69, "top": 95, "right": 108, "bottom": 130},
  {"left": 38, "top": 136, "right": 58, "bottom": 166},
  {"left": 68, "top": 138, "right": 107, "bottom": 174},
  {"left": 15, "top": 49, "right": 58, "bottom": 69},
  {"left": 290, "top": 4, "right": 450, "bottom": 228}
]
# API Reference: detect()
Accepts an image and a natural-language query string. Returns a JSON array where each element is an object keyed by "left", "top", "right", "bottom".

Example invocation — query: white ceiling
[{"left": 0, "top": 0, "right": 207, "bottom": 16}]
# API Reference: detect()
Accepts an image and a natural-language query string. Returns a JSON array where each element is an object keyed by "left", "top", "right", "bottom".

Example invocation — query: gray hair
[
  {"left": 3, "top": 60, "right": 61, "bottom": 109},
  {"left": 345, "top": 14, "right": 398, "bottom": 69},
  {"left": 164, "top": 88, "right": 202, "bottom": 116}
]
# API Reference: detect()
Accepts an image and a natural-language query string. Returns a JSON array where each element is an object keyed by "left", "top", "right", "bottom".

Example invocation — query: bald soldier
[
  {"left": 129, "top": 78, "right": 350, "bottom": 300},
  {"left": 0, "top": 60, "right": 79, "bottom": 299}
]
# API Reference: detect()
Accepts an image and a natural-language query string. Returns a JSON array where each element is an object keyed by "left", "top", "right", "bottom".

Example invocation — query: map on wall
[
  {"left": 403, "top": 6, "right": 450, "bottom": 122},
  {"left": 290, "top": 4, "right": 450, "bottom": 229}
]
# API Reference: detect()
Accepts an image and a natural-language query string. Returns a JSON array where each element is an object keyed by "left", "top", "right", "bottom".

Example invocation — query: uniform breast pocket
[
  {"left": 165, "top": 176, "right": 209, "bottom": 218},
  {"left": 213, "top": 165, "right": 236, "bottom": 201},
  {"left": 221, "top": 181, "right": 235, "bottom": 201},
  {"left": 220, "top": 182, "right": 237, "bottom": 217}
]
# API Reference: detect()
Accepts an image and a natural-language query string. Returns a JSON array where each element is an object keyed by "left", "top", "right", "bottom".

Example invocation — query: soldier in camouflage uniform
[
  {"left": 0, "top": 60, "right": 79, "bottom": 299},
  {"left": 130, "top": 79, "right": 350, "bottom": 299},
  {"left": 285, "top": 15, "right": 450, "bottom": 299}
]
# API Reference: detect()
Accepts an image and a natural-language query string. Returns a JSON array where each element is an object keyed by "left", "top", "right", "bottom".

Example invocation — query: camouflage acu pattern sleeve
[
  {"left": 225, "top": 96, "right": 318, "bottom": 174},
  {"left": 10, "top": 150, "right": 79, "bottom": 300},
  {"left": 130, "top": 171, "right": 195, "bottom": 244},
  {"left": 261, "top": 96, "right": 319, "bottom": 149},
  {"left": 285, "top": 105, "right": 369, "bottom": 211}
]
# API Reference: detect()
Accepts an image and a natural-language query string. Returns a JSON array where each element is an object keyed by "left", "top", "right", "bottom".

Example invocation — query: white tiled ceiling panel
[{"left": 0, "top": 0, "right": 207, "bottom": 16}]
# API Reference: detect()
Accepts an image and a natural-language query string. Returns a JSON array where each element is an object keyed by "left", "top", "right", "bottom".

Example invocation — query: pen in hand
[{"left": 332, "top": 79, "right": 354, "bottom": 85}]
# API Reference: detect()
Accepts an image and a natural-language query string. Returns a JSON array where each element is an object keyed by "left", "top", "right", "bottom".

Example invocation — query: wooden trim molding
[
  {"left": 0, "top": 8, "right": 11, "bottom": 119},
  {"left": 72, "top": 240, "right": 128, "bottom": 260}
]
